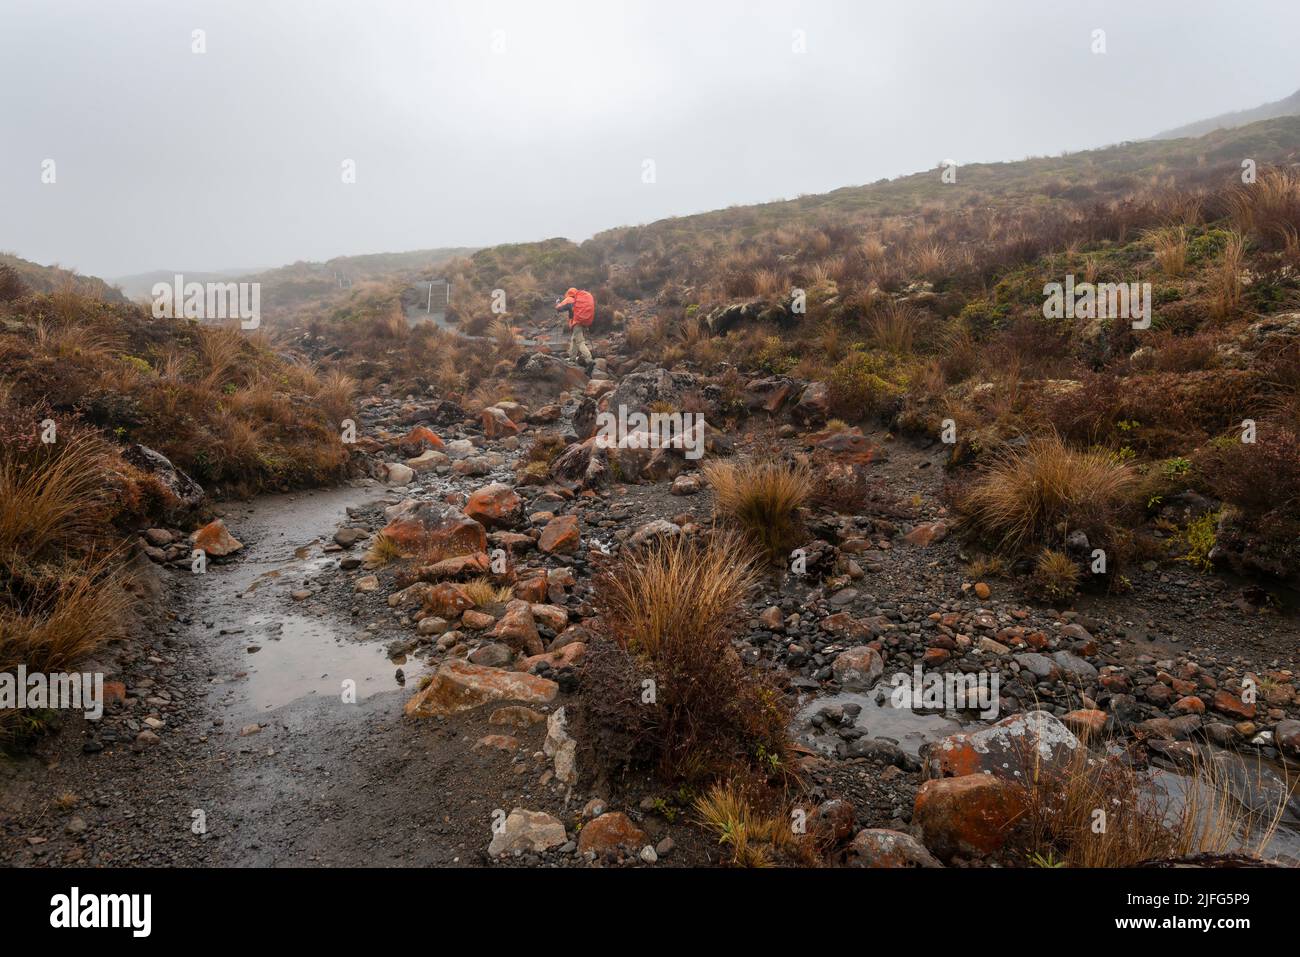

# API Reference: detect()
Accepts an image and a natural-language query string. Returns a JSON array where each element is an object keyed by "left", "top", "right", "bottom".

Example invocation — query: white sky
[{"left": 2, "top": 0, "right": 1298, "bottom": 278}]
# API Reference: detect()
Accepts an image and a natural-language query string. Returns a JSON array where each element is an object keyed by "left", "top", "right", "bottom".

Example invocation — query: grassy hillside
[
  {"left": 0, "top": 253, "right": 127, "bottom": 304},
  {"left": 352, "top": 115, "right": 1299, "bottom": 583},
  {"left": 1155, "top": 87, "right": 1300, "bottom": 140}
]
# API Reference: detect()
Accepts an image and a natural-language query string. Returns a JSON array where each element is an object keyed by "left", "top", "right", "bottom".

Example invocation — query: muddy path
[
  {"left": 0, "top": 487, "right": 555, "bottom": 866},
  {"left": 1, "top": 482, "right": 705, "bottom": 867}
]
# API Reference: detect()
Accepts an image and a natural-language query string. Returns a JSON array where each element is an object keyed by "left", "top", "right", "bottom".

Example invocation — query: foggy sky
[{"left": 2, "top": 0, "right": 1298, "bottom": 279}]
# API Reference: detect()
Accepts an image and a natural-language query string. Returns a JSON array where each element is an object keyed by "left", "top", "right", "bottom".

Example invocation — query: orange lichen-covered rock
[{"left": 913, "top": 775, "right": 1025, "bottom": 861}]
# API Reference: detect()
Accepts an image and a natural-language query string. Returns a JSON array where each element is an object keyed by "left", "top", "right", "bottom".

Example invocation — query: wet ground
[{"left": 0, "top": 483, "right": 708, "bottom": 867}]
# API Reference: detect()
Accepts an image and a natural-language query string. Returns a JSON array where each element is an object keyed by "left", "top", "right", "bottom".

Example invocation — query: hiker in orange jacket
[{"left": 555, "top": 287, "right": 594, "bottom": 367}]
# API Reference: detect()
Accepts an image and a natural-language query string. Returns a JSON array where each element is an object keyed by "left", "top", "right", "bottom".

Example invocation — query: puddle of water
[
  {"left": 794, "top": 690, "right": 967, "bottom": 757},
  {"left": 1146, "top": 762, "right": 1300, "bottom": 865},
  {"left": 219, "top": 613, "right": 425, "bottom": 713}
]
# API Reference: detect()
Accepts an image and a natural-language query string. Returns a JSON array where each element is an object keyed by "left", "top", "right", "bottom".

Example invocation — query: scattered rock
[
  {"left": 487, "top": 809, "right": 567, "bottom": 857},
  {"left": 848, "top": 828, "right": 943, "bottom": 868},
  {"left": 192, "top": 519, "right": 242, "bottom": 558},
  {"left": 577, "top": 812, "right": 647, "bottom": 856},
  {"left": 403, "top": 661, "right": 558, "bottom": 717}
]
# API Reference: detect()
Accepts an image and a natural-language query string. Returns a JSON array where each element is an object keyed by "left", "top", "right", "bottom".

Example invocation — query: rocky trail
[{"left": 3, "top": 341, "right": 1300, "bottom": 868}]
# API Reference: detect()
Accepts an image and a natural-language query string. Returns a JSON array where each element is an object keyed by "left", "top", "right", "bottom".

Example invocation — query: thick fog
[{"left": 2, "top": 0, "right": 1297, "bottom": 278}]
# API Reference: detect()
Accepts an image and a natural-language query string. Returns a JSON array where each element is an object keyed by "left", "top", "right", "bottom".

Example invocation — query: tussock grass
[
  {"left": 315, "top": 367, "right": 356, "bottom": 424},
  {"left": 703, "top": 458, "right": 812, "bottom": 561},
  {"left": 1148, "top": 225, "right": 1188, "bottom": 277},
  {"left": 868, "top": 300, "right": 917, "bottom": 355},
  {"left": 694, "top": 781, "right": 797, "bottom": 867},
  {"left": 965, "top": 554, "right": 1008, "bottom": 579},
  {"left": 595, "top": 533, "right": 790, "bottom": 780},
  {"left": 1228, "top": 167, "right": 1300, "bottom": 248},
  {"left": 0, "top": 432, "right": 112, "bottom": 569},
  {"left": 1208, "top": 231, "right": 1246, "bottom": 321},
  {"left": 959, "top": 433, "right": 1136, "bottom": 556},
  {"left": 365, "top": 532, "right": 407, "bottom": 567},
  {"left": 461, "top": 576, "right": 513, "bottom": 607},
  {"left": 1012, "top": 743, "right": 1285, "bottom": 868},
  {"left": 0, "top": 556, "right": 133, "bottom": 675},
  {"left": 600, "top": 532, "right": 757, "bottom": 660},
  {"left": 1032, "top": 548, "right": 1081, "bottom": 601}
]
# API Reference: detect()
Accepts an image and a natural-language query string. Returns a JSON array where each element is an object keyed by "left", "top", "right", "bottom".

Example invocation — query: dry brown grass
[
  {"left": 703, "top": 457, "right": 812, "bottom": 560},
  {"left": 365, "top": 532, "right": 407, "bottom": 567},
  {"left": 912, "top": 242, "right": 948, "bottom": 278},
  {"left": 965, "top": 554, "right": 1008, "bottom": 579},
  {"left": 1148, "top": 225, "right": 1188, "bottom": 277},
  {"left": 196, "top": 324, "right": 248, "bottom": 393},
  {"left": 1208, "top": 231, "right": 1246, "bottom": 321},
  {"left": 0, "top": 555, "right": 133, "bottom": 675},
  {"left": 960, "top": 433, "right": 1136, "bottom": 556},
  {"left": 461, "top": 576, "right": 513, "bottom": 607},
  {"left": 595, "top": 533, "right": 791, "bottom": 780},
  {"left": 33, "top": 320, "right": 123, "bottom": 360},
  {"left": 315, "top": 367, "right": 356, "bottom": 424},
  {"left": 0, "top": 432, "right": 113, "bottom": 569},
  {"left": 1013, "top": 742, "right": 1285, "bottom": 867},
  {"left": 600, "top": 532, "right": 757, "bottom": 660},
  {"left": 1032, "top": 548, "right": 1081, "bottom": 602},
  {"left": 868, "top": 300, "right": 918, "bottom": 355},
  {"left": 0, "top": 430, "right": 137, "bottom": 742},
  {"left": 693, "top": 780, "right": 798, "bottom": 867},
  {"left": 487, "top": 317, "right": 518, "bottom": 357},
  {"left": 1229, "top": 167, "right": 1300, "bottom": 248}
]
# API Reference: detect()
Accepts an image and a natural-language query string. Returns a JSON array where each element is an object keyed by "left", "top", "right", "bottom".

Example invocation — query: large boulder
[
  {"left": 487, "top": 809, "right": 567, "bottom": 857},
  {"left": 191, "top": 519, "right": 242, "bottom": 558},
  {"left": 549, "top": 438, "right": 608, "bottom": 488},
  {"left": 1275, "top": 719, "right": 1300, "bottom": 761},
  {"left": 921, "top": 710, "right": 1080, "bottom": 780},
  {"left": 543, "top": 706, "right": 577, "bottom": 784},
  {"left": 403, "top": 660, "right": 558, "bottom": 717},
  {"left": 792, "top": 382, "right": 829, "bottom": 425},
  {"left": 831, "top": 646, "right": 884, "bottom": 690},
  {"left": 480, "top": 406, "right": 520, "bottom": 438},
  {"left": 492, "top": 599, "right": 544, "bottom": 656},
  {"left": 509, "top": 352, "right": 589, "bottom": 404},
  {"left": 395, "top": 425, "right": 444, "bottom": 456},
  {"left": 465, "top": 482, "right": 522, "bottom": 529},
  {"left": 744, "top": 376, "right": 798, "bottom": 415},
  {"left": 121, "top": 444, "right": 204, "bottom": 511},
  {"left": 606, "top": 368, "right": 702, "bottom": 419},
  {"left": 573, "top": 396, "right": 598, "bottom": 441},
  {"left": 847, "top": 829, "right": 943, "bottom": 868},
  {"left": 380, "top": 500, "right": 486, "bottom": 558},
  {"left": 539, "top": 514, "right": 580, "bottom": 554},
  {"left": 913, "top": 775, "right": 1025, "bottom": 861},
  {"left": 577, "top": 812, "right": 646, "bottom": 856},
  {"left": 704, "top": 297, "right": 784, "bottom": 335}
]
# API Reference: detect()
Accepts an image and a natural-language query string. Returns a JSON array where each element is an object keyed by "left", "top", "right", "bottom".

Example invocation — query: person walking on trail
[{"left": 555, "top": 286, "right": 594, "bottom": 368}]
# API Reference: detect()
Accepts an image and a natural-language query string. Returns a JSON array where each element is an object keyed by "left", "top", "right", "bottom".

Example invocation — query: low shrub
[
  {"left": 703, "top": 458, "right": 812, "bottom": 561},
  {"left": 1031, "top": 548, "right": 1081, "bottom": 602},
  {"left": 592, "top": 533, "right": 791, "bottom": 782},
  {"left": 959, "top": 432, "right": 1137, "bottom": 558}
]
